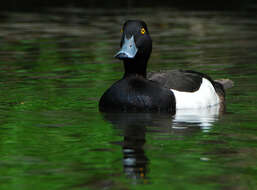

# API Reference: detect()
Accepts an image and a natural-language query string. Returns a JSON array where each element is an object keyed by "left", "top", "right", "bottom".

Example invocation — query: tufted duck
[{"left": 99, "top": 20, "right": 233, "bottom": 113}]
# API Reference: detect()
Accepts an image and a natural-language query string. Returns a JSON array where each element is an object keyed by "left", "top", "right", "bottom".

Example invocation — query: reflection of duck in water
[
  {"left": 173, "top": 104, "right": 221, "bottom": 132},
  {"left": 102, "top": 110, "right": 222, "bottom": 181},
  {"left": 103, "top": 113, "right": 151, "bottom": 180},
  {"left": 99, "top": 20, "right": 233, "bottom": 113}
]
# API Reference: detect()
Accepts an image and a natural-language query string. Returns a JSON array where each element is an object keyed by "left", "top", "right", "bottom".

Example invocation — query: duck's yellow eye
[
  {"left": 141, "top": 28, "right": 146, "bottom": 35},
  {"left": 121, "top": 28, "right": 123, "bottom": 33}
]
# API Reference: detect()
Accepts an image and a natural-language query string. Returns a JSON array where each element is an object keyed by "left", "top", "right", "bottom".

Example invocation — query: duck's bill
[{"left": 115, "top": 35, "right": 138, "bottom": 59}]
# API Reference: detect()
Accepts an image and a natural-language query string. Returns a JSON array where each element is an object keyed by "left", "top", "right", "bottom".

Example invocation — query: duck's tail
[{"left": 214, "top": 79, "right": 234, "bottom": 89}]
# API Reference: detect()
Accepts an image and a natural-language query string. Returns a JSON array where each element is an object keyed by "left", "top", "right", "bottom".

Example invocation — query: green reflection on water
[{"left": 0, "top": 8, "right": 256, "bottom": 190}]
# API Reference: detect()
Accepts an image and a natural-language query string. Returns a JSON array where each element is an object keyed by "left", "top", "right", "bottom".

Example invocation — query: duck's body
[{"left": 99, "top": 20, "right": 233, "bottom": 113}]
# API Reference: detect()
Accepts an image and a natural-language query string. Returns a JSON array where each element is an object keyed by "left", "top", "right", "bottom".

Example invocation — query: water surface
[{"left": 0, "top": 8, "right": 256, "bottom": 190}]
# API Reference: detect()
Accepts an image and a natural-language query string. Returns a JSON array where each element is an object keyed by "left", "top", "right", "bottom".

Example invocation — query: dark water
[{"left": 0, "top": 8, "right": 256, "bottom": 190}]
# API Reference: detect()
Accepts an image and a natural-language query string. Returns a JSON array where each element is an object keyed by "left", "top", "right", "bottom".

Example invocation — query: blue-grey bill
[{"left": 115, "top": 35, "right": 138, "bottom": 59}]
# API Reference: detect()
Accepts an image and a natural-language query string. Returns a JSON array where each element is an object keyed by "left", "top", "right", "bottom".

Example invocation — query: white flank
[{"left": 171, "top": 78, "right": 220, "bottom": 109}]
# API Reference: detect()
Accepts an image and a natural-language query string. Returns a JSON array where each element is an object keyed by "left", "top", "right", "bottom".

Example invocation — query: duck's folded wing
[{"left": 148, "top": 70, "right": 206, "bottom": 92}]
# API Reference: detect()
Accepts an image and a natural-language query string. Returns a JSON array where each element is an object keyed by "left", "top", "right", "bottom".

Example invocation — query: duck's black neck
[{"left": 123, "top": 58, "right": 147, "bottom": 78}]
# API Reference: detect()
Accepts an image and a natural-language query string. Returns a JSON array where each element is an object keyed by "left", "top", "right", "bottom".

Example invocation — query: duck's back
[
  {"left": 148, "top": 70, "right": 226, "bottom": 109},
  {"left": 148, "top": 69, "right": 225, "bottom": 95},
  {"left": 99, "top": 76, "right": 175, "bottom": 113}
]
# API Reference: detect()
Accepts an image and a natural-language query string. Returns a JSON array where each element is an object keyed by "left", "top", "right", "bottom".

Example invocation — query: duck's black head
[{"left": 115, "top": 20, "right": 152, "bottom": 78}]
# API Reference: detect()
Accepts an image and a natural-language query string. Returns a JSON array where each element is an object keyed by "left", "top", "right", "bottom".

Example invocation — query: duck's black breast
[{"left": 99, "top": 76, "right": 175, "bottom": 113}]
